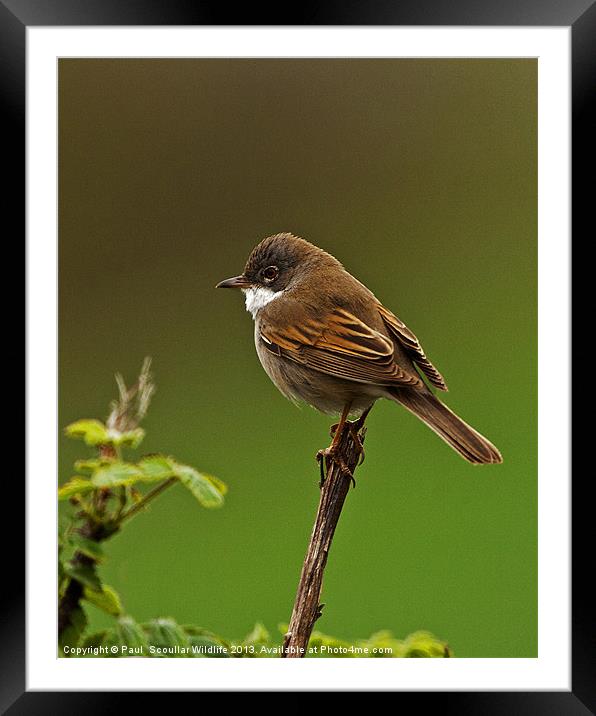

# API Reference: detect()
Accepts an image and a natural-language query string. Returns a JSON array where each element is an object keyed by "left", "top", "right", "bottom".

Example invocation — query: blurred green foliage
[{"left": 73, "top": 619, "right": 451, "bottom": 659}]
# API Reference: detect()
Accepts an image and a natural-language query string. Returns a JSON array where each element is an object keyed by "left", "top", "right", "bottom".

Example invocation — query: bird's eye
[{"left": 262, "top": 265, "right": 279, "bottom": 283}]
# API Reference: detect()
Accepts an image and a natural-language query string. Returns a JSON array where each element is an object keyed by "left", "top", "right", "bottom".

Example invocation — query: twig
[
  {"left": 281, "top": 421, "right": 366, "bottom": 658},
  {"left": 118, "top": 477, "right": 176, "bottom": 524}
]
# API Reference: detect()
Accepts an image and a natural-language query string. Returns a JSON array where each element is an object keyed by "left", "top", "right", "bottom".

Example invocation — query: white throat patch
[{"left": 242, "top": 286, "right": 283, "bottom": 319}]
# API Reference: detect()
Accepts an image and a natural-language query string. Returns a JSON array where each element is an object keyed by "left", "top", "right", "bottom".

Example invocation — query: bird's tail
[{"left": 389, "top": 388, "right": 502, "bottom": 465}]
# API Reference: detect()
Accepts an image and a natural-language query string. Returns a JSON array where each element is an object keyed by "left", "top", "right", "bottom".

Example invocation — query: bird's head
[{"left": 216, "top": 232, "right": 340, "bottom": 317}]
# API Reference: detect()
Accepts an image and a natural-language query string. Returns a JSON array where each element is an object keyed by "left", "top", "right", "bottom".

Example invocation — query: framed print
[{"left": 10, "top": 0, "right": 592, "bottom": 709}]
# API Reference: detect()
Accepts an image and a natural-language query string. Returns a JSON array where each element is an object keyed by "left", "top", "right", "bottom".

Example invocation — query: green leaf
[
  {"left": 173, "top": 463, "right": 225, "bottom": 508},
  {"left": 308, "top": 629, "right": 356, "bottom": 658},
  {"left": 182, "top": 625, "right": 231, "bottom": 658},
  {"left": 65, "top": 419, "right": 109, "bottom": 446},
  {"left": 137, "top": 454, "right": 176, "bottom": 481},
  {"left": 80, "top": 630, "right": 108, "bottom": 648},
  {"left": 242, "top": 622, "right": 270, "bottom": 647},
  {"left": 117, "top": 616, "right": 148, "bottom": 648},
  {"left": 104, "top": 616, "right": 149, "bottom": 657},
  {"left": 204, "top": 474, "right": 228, "bottom": 496},
  {"left": 59, "top": 605, "right": 88, "bottom": 655},
  {"left": 70, "top": 535, "right": 104, "bottom": 562},
  {"left": 58, "top": 557, "right": 69, "bottom": 599},
  {"left": 64, "top": 563, "right": 102, "bottom": 592},
  {"left": 91, "top": 462, "right": 143, "bottom": 488},
  {"left": 109, "top": 427, "right": 145, "bottom": 448},
  {"left": 92, "top": 460, "right": 170, "bottom": 488},
  {"left": 80, "top": 630, "right": 109, "bottom": 654},
  {"left": 359, "top": 630, "right": 404, "bottom": 658},
  {"left": 143, "top": 618, "right": 191, "bottom": 657},
  {"left": 58, "top": 477, "right": 95, "bottom": 501},
  {"left": 65, "top": 420, "right": 145, "bottom": 449},
  {"left": 401, "top": 631, "right": 451, "bottom": 658},
  {"left": 74, "top": 459, "right": 109, "bottom": 474},
  {"left": 83, "top": 583, "right": 123, "bottom": 616}
]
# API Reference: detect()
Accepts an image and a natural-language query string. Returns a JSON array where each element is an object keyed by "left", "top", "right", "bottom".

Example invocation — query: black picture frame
[{"left": 10, "top": 0, "right": 590, "bottom": 709}]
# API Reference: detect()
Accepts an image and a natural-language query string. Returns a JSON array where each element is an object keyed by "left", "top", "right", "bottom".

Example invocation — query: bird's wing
[
  {"left": 259, "top": 307, "right": 423, "bottom": 388},
  {"left": 377, "top": 304, "right": 448, "bottom": 391}
]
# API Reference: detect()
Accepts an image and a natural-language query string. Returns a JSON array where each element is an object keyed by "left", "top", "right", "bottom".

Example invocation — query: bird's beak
[{"left": 215, "top": 274, "right": 251, "bottom": 289}]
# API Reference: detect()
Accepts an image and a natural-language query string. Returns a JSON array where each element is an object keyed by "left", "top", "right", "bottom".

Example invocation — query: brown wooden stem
[{"left": 281, "top": 419, "right": 366, "bottom": 658}]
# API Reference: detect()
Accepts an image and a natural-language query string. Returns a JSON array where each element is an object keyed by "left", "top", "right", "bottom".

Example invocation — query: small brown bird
[{"left": 217, "top": 233, "right": 502, "bottom": 465}]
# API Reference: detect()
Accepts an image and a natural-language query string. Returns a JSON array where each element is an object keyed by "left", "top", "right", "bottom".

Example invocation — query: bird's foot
[
  {"left": 348, "top": 422, "right": 367, "bottom": 466},
  {"left": 316, "top": 446, "right": 354, "bottom": 488},
  {"left": 329, "top": 419, "right": 366, "bottom": 466}
]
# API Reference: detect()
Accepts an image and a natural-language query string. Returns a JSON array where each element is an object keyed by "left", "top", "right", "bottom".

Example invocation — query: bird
[{"left": 216, "top": 232, "right": 502, "bottom": 467}]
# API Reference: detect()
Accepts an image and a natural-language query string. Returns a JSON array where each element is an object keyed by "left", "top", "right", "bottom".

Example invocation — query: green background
[{"left": 59, "top": 59, "right": 537, "bottom": 657}]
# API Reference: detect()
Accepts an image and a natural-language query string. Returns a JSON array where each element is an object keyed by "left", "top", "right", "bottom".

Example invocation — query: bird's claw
[
  {"left": 330, "top": 420, "right": 366, "bottom": 462},
  {"left": 347, "top": 421, "right": 366, "bottom": 465},
  {"left": 316, "top": 449, "right": 327, "bottom": 487},
  {"left": 316, "top": 446, "right": 354, "bottom": 488}
]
